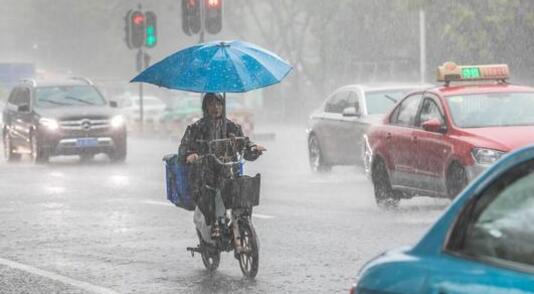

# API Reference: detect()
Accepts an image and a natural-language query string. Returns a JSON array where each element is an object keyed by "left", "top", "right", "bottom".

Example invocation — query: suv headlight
[
  {"left": 39, "top": 118, "right": 59, "bottom": 131},
  {"left": 472, "top": 148, "right": 505, "bottom": 165},
  {"left": 111, "top": 115, "right": 125, "bottom": 128}
]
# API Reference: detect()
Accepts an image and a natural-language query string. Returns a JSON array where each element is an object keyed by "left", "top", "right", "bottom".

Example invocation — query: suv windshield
[
  {"left": 446, "top": 92, "right": 534, "bottom": 128},
  {"left": 365, "top": 89, "right": 413, "bottom": 115},
  {"left": 35, "top": 85, "right": 107, "bottom": 108}
]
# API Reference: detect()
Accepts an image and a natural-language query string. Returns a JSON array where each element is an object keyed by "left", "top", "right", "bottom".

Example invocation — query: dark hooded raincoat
[{"left": 178, "top": 96, "right": 260, "bottom": 225}]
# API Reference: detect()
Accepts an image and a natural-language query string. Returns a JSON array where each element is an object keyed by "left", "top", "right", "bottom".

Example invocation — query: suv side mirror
[
  {"left": 342, "top": 106, "right": 361, "bottom": 117},
  {"left": 109, "top": 100, "right": 118, "bottom": 108},
  {"left": 17, "top": 104, "right": 30, "bottom": 112},
  {"left": 422, "top": 118, "right": 446, "bottom": 133}
]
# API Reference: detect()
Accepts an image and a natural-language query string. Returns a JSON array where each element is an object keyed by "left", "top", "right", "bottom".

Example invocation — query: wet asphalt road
[{"left": 0, "top": 125, "right": 450, "bottom": 293}]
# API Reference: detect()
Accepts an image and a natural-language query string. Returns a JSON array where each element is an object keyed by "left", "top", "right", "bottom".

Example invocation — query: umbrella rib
[
  {"left": 231, "top": 46, "right": 279, "bottom": 75},
  {"left": 227, "top": 48, "right": 281, "bottom": 91},
  {"left": 224, "top": 49, "right": 251, "bottom": 91},
  {"left": 231, "top": 45, "right": 289, "bottom": 78},
  {"left": 196, "top": 46, "right": 223, "bottom": 92}
]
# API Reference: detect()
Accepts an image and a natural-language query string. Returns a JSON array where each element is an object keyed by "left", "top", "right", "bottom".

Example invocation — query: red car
[{"left": 366, "top": 62, "right": 534, "bottom": 207}]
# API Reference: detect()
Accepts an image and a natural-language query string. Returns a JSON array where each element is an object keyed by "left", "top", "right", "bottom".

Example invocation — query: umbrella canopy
[{"left": 130, "top": 40, "right": 292, "bottom": 93}]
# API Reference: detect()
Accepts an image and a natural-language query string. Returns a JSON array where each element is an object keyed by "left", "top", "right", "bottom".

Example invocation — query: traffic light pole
[
  {"left": 138, "top": 48, "right": 144, "bottom": 132},
  {"left": 199, "top": 0, "right": 205, "bottom": 43}
]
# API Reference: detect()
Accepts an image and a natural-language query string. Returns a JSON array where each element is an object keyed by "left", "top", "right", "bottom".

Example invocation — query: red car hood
[{"left": 462, "top": 126, "right": 534, "bottom": 151}]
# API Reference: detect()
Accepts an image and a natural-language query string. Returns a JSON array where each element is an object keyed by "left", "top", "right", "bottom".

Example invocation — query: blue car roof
[{"left": 412, "top": 144, "right": 534, "bottom": 255}]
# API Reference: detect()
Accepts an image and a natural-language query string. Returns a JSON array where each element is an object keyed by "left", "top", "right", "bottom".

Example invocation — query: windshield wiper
[
  {"left": 64, "top": 96, "right": 94, "bottom": 105},
  {"left": 38, "top": 99, "right": 71, "bottom": 106},
  {"left": 384, "top": 94, "right": 398, "bottom": 103}
]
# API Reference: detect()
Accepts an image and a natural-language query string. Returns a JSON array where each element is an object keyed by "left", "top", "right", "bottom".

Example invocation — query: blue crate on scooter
[{"left": 163, "top": 154, "right": 195, "bottom": 211}]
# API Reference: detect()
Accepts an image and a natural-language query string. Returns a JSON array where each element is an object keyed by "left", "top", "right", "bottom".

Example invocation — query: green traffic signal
[
  {"left": 146, "top": 25, "right": 156, "bottom": 47},
  {"left": 144, "top": 11, "right": 157, "bottom": 48}
]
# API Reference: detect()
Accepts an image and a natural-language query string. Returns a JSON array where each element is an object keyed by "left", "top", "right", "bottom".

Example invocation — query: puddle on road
[
  {"left": 44, "top": 186, "right": 66, "bottom": 194},
  {"left": 108, "top": 175, "right": 130, "bottom": 187}
]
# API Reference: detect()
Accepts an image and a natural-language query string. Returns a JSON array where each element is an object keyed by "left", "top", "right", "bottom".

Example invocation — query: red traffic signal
[
  {"left": 130, "top": 11, "right": 145, "bottom": 48},
  {"left": 206, "top": 0, "right": 221, "bottom": 8}
]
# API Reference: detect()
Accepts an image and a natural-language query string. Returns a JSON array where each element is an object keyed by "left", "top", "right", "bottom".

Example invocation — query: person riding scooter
[{"left": 178, "top": 92, "right": 266, "bottom": 247}]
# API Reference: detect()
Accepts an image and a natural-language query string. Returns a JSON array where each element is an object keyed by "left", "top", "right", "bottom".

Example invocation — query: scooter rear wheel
[
  {"left": 196, "top": 229, "right": 220, "bottom": 272},
  {"left": 238, "top": 220, "right": 259, "bottom": 278}
]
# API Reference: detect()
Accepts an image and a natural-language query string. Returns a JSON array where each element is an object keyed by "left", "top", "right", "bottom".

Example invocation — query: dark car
[
  {"left": 2, "top": 77, "right": 127, "bottom": 163},
  {"left": 366, "top": 62, "right": 534, "bottom": 207},
  {"left": 306, "top": 83, "right": 430, "bottom": 173}
]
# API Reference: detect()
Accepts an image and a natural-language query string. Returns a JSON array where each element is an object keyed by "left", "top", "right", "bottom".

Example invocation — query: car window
[
  {"left": 365, "top": 89, "right": 413, "bottom": 115},
  {"left": 19, "top": 88, "right": 30, "bottom": 106},
  {"left": 325, "top": 91, "right": 351, "bottom": 114},
  {"left": 35, "top": 85, "right": 106, "bottom": 108},
  {"left": 446, "top": 92, "right": 534, "bottom": 128},
  {"left": 7, "top": 88, "right": 20, "bottom": 106},
  {"left": 418, "top": 98, "right": 444, "bottom": 126},
  {"left": 450, "top": 160, "right": 534, "bottom": 271},
  {"left": 347, "top": 91, "right": 361, "bottom": 114},
  {"left": 391, "top": 94, "right": 422, "bottom": 126}
]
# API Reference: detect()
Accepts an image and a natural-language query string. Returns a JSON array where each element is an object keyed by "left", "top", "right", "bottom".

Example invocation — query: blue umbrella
[{"left": 130, "top": 40, "right": 292, "bottom": 93}]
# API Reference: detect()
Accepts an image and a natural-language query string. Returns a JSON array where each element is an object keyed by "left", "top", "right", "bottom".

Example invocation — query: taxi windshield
[
  {"left": 35, "top": 86, "right": 107, "bottom": 108},
  {"left": 446, "top": 92, "right": 534, "bottom": 128},
  {"left": 365, "top": 89, "right": 412, "bottom": 115}
]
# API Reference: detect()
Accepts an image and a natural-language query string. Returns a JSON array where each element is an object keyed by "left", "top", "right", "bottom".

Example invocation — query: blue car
[{"left": 352, "top": 145, "right": 534, "bottom": 294}]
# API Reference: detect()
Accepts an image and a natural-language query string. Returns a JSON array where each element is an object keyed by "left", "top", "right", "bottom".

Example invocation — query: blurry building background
[{"left": 1, "top": 0, "right": 533, "bottom": 123}]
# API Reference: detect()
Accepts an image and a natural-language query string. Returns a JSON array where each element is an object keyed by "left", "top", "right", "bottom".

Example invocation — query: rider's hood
[{"left": 201, "top": 92, "right": 224, "bottom": 117}]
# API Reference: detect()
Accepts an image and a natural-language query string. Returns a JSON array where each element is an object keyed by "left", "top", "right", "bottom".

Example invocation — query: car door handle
[
  {"left": 386, "top": 133, "right": 392, "bottom": 140},
  {"left": 412, "top": 136, "right": 417, "bottom": 143}
]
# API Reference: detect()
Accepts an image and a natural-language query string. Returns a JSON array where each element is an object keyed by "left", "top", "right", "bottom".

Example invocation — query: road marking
[
  {"left": 142, "top": 200, "right": 275, "bottom": 219},
  {"left": 252, "top": 213, "right": 275, "bottom": 219},
  {"left": 143, "top": 200, "right": 172, "bottom": 206},
  {"left": 0, "top": 257, "right": 119, "bottom": 294}
]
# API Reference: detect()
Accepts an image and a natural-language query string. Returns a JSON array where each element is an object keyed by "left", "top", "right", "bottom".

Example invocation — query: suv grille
[{"left": 60, "top": 118, "right": 110, "bottom": 131}]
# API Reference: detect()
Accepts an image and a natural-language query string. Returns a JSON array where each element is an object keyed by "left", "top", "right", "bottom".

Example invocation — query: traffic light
[
  {"left": 181, "top": 0, "right": 191, "bottom": 36},
  {"left": 130, "top": 10, "right": 145, "bottom": 48},
  {"left": 182, "top": 0, "right": 201, "bottom": 35},
  {"left": 144, "top": 11, "right": 157, "bottom": 48},
  {"left": 205, "top": 0, "right": 222, "bottom": 34}
]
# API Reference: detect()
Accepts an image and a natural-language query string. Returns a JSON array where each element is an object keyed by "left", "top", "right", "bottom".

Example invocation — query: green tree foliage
[{"left": 402, "top": 0, "right": 534, "bottom": 82}]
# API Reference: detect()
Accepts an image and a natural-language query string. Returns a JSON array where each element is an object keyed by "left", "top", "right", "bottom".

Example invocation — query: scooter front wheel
[
  {"left": 237, "top": 220, "right": 259, "bottom": 278},
  {"left": 196, "top": 229, "right": 220, "bottom": 272}
]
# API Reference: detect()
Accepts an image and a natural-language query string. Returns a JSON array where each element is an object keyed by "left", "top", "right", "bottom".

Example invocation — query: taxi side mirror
[
  {"left": 422, "top": 118, "right": 446, "bottom": 133},
  {"left": 109, "top": 100, "right": 118, "bottom": 108}
]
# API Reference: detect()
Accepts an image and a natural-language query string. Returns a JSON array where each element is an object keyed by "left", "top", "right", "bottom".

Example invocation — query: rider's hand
[
  {"left": 251, "top": 144, "right": 266, "bottom": 153},
  {"left": 186, "top": 153, "right": 199, "bottom": 163}
]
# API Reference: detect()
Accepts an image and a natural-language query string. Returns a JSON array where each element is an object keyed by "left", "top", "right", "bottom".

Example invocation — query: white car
[
  {"left": 306, "top": 83, "right": 433, "bottom": 173},
  {"left": 120, "top": 95, "right": 166, "bottom": 123}
]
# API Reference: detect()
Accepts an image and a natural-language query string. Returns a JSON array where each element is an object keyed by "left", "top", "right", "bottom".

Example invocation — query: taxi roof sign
[{"left": 437, "top": 62, "right": 510, "bottom": 84}]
